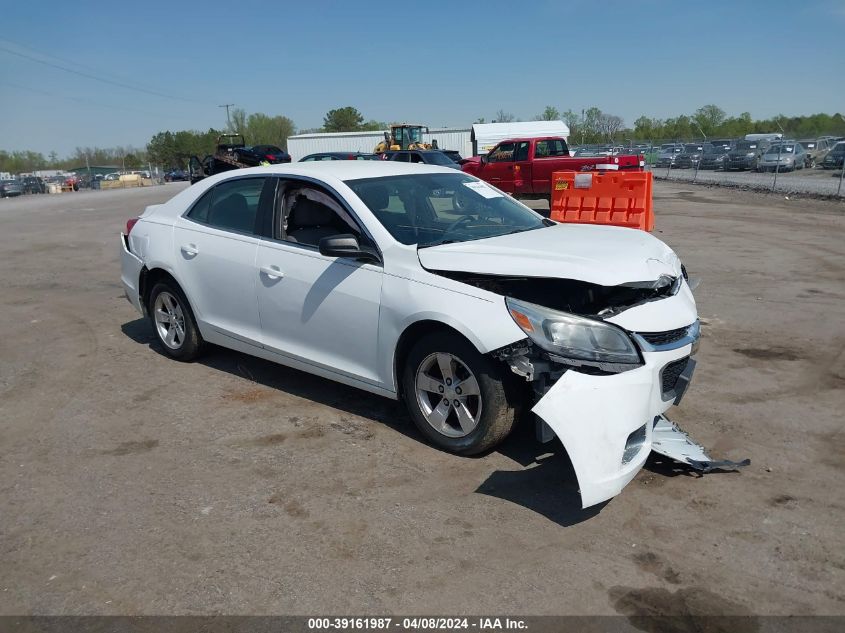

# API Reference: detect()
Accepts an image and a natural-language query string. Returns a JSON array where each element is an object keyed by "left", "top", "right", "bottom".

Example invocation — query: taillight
[
  {"left": 265, "top": 154, "right": 275, "bottom": 160},
  {"left": 126, "top": 218, "right": 139, "bottom": 234}
]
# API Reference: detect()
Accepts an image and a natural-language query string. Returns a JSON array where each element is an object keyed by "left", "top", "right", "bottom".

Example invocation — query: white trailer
[
  {"left": 286, "top": 128, "right": 473, "bottom": 161},
  {"left": 471, "top": 121, "right": 570, "bottom": 155},
  {"left": 744, "top": 133, "right": 782, "bottom": 142}
]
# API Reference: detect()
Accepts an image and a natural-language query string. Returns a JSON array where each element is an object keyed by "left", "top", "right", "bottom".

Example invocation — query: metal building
[
  {"left": 470, "top": 121, "right": 570, "bottom": 155},
  {"left": 286, "top": 128, "right": 473, "bottom": 161}
]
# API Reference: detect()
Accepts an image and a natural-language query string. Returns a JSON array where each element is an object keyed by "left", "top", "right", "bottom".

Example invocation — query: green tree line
[
  {"left": 529, "top": 105, "right": 845, "bottom": 145},
  {"left": 3, "top": 105, "right": 844, "bottom": 173}
]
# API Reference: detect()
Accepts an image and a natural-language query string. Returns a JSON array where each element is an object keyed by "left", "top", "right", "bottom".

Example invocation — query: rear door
[
  {"left": 511, "top": 141, "right": 532, "bottom": 195},
  {"left": 172, "top": 176, "right": 274, "bottom": 347},
  {"left": 528, "top": 139, "right": 573, "bottom": 193}
]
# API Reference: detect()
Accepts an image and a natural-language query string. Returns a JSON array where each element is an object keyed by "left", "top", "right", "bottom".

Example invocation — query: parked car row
[{"left": 650, "top": 136, "right": 844, "bottom": 172}]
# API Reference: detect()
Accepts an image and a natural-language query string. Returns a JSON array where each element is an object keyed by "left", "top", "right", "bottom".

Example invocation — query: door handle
[
  {"left": 180, "top": 243, "right": 198, "bottom": 256},
  {"left": 260, "top": 265, "right": 284, "bottom": 280}
]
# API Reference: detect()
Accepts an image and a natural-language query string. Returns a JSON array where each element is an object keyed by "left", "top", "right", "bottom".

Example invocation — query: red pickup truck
[{"left": 461, "top": 137, "right": 643, "bottom": 202}]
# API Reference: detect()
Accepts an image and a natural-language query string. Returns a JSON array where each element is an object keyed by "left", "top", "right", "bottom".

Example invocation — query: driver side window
[
  {"left": 279, "top": 184, "right": 364, "bottom": 248},
  {"left": 487, "top": 143, "right": 515, "bottom": 163}
]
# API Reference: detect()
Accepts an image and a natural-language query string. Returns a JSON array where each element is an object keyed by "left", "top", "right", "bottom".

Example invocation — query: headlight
[{"left": 505, "top": 298, "right": 641, "bottom": 364}]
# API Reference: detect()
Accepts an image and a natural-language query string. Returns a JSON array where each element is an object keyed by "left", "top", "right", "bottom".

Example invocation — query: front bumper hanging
[{"left": 651, "top": 415, "right": 750, "bottom": 472}]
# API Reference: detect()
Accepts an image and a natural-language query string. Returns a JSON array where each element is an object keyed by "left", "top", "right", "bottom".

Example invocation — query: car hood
[{"left": 417, "top": 223, "right": 682, "bottom": 287}]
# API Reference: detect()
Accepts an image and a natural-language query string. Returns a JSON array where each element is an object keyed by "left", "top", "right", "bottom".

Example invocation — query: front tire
[
  {"left": 148, "top": 282, "right": 204, "bottom": 361},
  {"left": 402, "top": 331, "right": 517, "bottom": 455}
]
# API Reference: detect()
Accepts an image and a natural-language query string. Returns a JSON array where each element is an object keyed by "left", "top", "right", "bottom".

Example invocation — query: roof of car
[
  {"left": 152, "top": 162, "right": 467, "bottom": 220},
  {"left": 274, "top": 161, "right": 461, "bottom": 179}
]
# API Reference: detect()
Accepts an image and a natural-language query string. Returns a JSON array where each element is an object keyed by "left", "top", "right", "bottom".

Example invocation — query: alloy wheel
[
  {"left": 414, "top": 352, "right": 482, "bottom": 438},
  {"left": 153, "top": 291, "right": 186, "bottom": 350}
]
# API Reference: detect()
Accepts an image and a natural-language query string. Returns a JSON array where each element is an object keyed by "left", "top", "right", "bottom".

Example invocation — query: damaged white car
[{"left": 120, "top": 162, "right": 745, "bottom": 508}]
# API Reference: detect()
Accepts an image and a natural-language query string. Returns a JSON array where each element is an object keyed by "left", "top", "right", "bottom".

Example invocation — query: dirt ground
[{"left": 0, "top": 182, "right": 843, "bottom": 619}]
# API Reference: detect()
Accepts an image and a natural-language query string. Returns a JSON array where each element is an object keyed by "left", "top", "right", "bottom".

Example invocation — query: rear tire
[
  {"left": 148, "top": 281, "right": 204, "bottom": 361},
  {"left": 402, "top": 331, "right": 518, "bottom": 455}
]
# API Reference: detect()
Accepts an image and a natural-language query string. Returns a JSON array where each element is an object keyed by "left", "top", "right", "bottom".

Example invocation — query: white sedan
[{"left": 121, "top": 162, "right": 743, "bottom": 508}]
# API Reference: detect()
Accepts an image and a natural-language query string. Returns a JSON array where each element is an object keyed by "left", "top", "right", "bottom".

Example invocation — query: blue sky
[{"left": 1, "top": 0, "right": 843, "bottom": 156}]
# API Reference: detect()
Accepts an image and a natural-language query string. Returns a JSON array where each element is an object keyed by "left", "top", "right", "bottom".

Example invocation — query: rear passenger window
[
  {"left": 186, "top": 189, "right": 213, "bottom": 223},
  {"left": 187, "top": 177, "right": 266, "bottom": 234},
  {"left": 534, "top": 139, "right": 568, "bottom": 157}
]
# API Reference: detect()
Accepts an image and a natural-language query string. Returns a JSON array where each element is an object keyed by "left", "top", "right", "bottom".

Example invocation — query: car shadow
[
  {"left": 475, "top": 419, "right": 606, "bottom": 526},
  {"left": 122, "top": 317, "right": 603, "bottom": 527},
  {"left": 120, "top": 317, "right": 410, "bottom": 437}
]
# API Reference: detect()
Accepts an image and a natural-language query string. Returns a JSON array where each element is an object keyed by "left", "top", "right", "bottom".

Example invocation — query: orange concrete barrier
[{"left": 550, "top": 170, "right": 654, "bottom": 231}]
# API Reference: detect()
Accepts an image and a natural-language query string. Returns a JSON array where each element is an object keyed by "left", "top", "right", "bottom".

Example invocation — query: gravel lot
[
  {"left": 649, "top": 164, "right": 845, "bottom": 197},
  {"left": 0, "top": 183, "right": 843, "bottom": 619}
]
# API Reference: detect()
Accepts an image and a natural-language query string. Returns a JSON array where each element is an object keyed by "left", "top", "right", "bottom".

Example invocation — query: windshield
[
  {"left": 767, "top": 145, "right": 794, "bottom": 154},
  {"left": 346, "top": 173, "right": 547, "bottom": 247},
  {"left": 799, "top": 142, "right": 815, "bottom": 149},
  {"left": 424, "top": 152, "right": 457, "bottom": 166},
  {"left": 735, "top": 142, "right": 757, "bottom": 150},
  {"left": 829, "top": 143, "right": 845, "bottom": 155},
  {"left": 683, "top": 145, "right": 703, "bottom": 152}
]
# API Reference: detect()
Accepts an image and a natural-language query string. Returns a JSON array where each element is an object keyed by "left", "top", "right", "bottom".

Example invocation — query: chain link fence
[{"left": 572, "top": 138, "right": 845, "bottom": 197}]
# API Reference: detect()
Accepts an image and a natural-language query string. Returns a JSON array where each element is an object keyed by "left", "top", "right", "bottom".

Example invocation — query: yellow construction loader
[{"left": 374, "top": 124, "right": 437, "bottom": 154}]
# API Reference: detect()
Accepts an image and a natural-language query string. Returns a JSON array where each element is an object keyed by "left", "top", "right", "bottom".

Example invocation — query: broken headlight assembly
[{"left": 506, "top": 297, "right": 642, "bottom": 365}]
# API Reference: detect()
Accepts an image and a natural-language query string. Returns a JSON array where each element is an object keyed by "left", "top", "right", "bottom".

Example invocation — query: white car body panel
[
  {"left": 120, "top": 161, "right": 733, "bottom": 510},
  {"left": 172, "top": 217, "right": 263, "bottom": 347},
  {"left": 417, "top": 223, "right": 682, "bottom": 286},
  {"left": 120, "top": 235, "right": 145, "bottom": 313},
  {"left": 255, "top": 239, "right": 384, "bottom": 385},
  {"left": 533, "top": 345, "right": 690, "bottom": 508},
  {"left": 604, "top": 281, "right": 697, "bottom": 332}
]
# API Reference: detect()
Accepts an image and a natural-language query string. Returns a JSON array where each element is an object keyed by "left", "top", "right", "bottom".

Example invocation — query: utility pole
[
  {"left": 773, "top": 118, "right": 785, "bottom": 192},
  {"left": 219, "top": 103, "right": 235, "bottom": 129}
]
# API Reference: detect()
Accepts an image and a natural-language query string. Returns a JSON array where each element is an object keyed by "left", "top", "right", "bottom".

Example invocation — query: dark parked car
[
  {"left": 674, "top": 143, "right": 711, "bottom": 169},
  {"left": 821, "top": 142, "right": 845, "bottom": 170},
  {"left": 0, "top": 180, "right": 24, "bottom": 197},
  {"left": 697, "top": 144, "right": 729, "bottom": 170},
  {"left": 165, "top": 169, "right": 189, "bottom": 182},
  {"left": 22, "top": 176, "right": 46, "bottom": 194},
  {"left": 725, "top": 139, "right": 771, "bottom": 171},
  {"left": 655, "top": 143, "right": 685, "bottom": 168},
  {"left": 232, "top": 144, "right": 291, "bottom": 165},
  {"left": 383, "top": 149, "right": 462, "bottom": 169},
  {"left": 708, "top": 138, "right": 734, "bottom": 151},
  {"left": 299, "top": 152, "right": 379, "bottom": 161}
]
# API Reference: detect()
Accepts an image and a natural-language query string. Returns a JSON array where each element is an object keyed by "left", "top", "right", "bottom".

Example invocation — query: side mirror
[
  {"left": 318, "top": 234, "right": 379, "bottom": 263},
  {"left": 480, "top": 154, "right": 488, "bottom": 164}
]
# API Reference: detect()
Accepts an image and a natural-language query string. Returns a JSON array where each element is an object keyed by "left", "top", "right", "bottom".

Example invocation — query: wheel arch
[
  {"left": 393, "top": 319, "right": 480, "bottom": 402},
  {"left": 139, "top": 266, "right": 194, "bottom": 317}
]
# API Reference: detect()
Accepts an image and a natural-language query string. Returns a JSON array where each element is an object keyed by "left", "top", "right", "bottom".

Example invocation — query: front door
[
  {"left": 479, "top": 142, "right": 516, "bottom": 192},
  {"left": 255, "top": 181, "right": 384, "bottom": 385}
]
